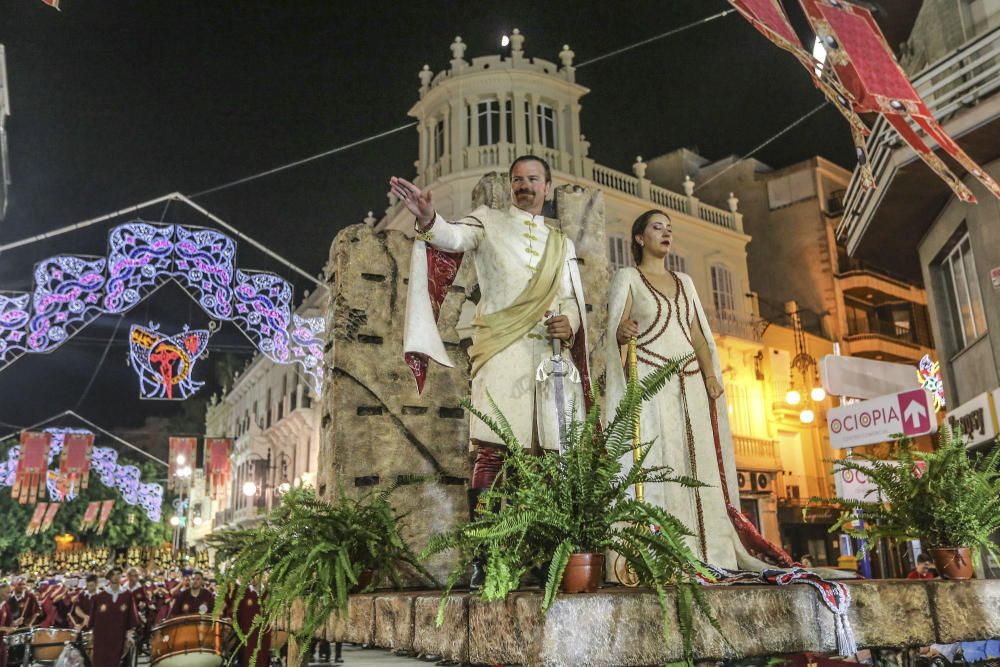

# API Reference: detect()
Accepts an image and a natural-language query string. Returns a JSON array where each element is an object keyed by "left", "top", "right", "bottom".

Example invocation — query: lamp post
[
  {"left": 172, "top": 457, "right": 193, "bottom": 552},
  {"left": 241, "top": 448, "right": 293, "bottom": 513}
]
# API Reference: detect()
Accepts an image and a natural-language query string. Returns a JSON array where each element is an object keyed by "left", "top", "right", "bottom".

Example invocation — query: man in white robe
[{"left": 391, "top": 156, "right": 590, "bottom": 587}]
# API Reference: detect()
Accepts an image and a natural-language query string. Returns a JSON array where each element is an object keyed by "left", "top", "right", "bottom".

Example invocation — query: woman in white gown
[{"left": 605, "top": 209, "right": 793, "bottom": 571}]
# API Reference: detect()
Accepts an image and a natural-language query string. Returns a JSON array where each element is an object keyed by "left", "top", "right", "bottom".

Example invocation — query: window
[
  {"left": 711, "top": 264, "right": 736, "bottom": 316},
  {"left": 537, "top": 103, "right": 556, "bottom": 149},
  {"left": 524, "top": 101, "right": 532, "bottom": 144},
  {"left": 666, "top": 254, "right": 686, "bottom": 274},
  {"left": 290, "top": 382, "right": 298, "bottom": 411},
  {"left": 466, "top": 104, "right": 472, "bottom": 146},
  {"left": 940, "top": 232, "right": 987, "bottom": 349},
  {"left": 433, "top": 119, "right": 445, "bottom": 161},
  {"left": 265, "top": 389, "right": 272, "bottom": 428},
  {"left": 504, "top": 100, "right": 513, "bottom": 143},
  {"left": 608, "top": 235, "right": 631, "bottom": 271},
  {"left": 477, "top": 100, "right": 500, "bottom": 146}
]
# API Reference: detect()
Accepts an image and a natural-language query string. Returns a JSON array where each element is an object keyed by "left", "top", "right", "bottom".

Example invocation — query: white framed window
[
  {"left": 477, "top": 100, "right": 500, "bottom": 146},
  {"left": 711, "top": 264, "right": 736, "bottom": 316},
  {"left": 433, "top": 119, "right": 445, "bottom": 161},
  {"left": 608, "top": 234, "right": 631, "bottom": 271},
  {"left": 940, "top": 231, "right": 987, "bottom": 349},
  {"left": 537, "top": 103, "right": 557, "bottom": 149},
  {"left": 666, "top": 254, "right": 686, "bottom": 274},
  {"left": 523, "top": 101, "right": 532, "bottom": 144},
  {"left": 504, "top": 100, "right": 513, "bottom": 142}
]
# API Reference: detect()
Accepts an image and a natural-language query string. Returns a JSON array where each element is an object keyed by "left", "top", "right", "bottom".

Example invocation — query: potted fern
[
  {"left": 810, "top": 424, "right": 1000, "bottom": 579},
  {"left": 422, "top": 356, "right": 723, "bottom": 659},
  {"left": 209, "top": 484, "right": 438, "bottom": 658}
]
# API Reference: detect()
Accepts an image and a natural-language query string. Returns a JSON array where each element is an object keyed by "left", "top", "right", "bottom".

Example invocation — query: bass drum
[
  {"left": 30, "top": 628, "right": 79, "bottom": 662},
  {"left": 150, "top": 616, "right": 235, "bottom": 667}
]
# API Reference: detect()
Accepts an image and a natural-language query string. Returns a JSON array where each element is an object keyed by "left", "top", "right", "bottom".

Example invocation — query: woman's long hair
[{"left": 630, "top": 209, "right": 671, "bottom": 264}]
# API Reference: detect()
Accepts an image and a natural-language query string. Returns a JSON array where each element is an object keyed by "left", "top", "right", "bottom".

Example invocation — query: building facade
[
  {"left": 375, "top": 31, "right": 858, "bottom": 562},
  {"left": 839, "top": 0, "right": 1000, "bottom": 452},
  {"left": 1, "top": 44, "right": 10, "bottom": 221},
  {"left": 187, "top": 289, "right": 324, "bottom": 546}
]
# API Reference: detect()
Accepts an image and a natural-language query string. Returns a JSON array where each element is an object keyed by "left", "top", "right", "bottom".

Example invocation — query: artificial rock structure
[{"left": 319, "top": 175, "right": 610, "bottom": 581}]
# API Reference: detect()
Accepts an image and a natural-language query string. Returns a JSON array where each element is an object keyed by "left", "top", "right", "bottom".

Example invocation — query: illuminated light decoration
[
  {"left": 29, "top": 256, "right": 107, "bottom": 354},
  {"left": 800, "top": 409, "right": 816, "bottom": 424},
  {"left": 0, "top": 293, "right": 30, "bottom": 359},
  {"left": 0, "top": 220, "right": 324, "bottom": 394},
  {"left": 168, "top": 437, "right": 198, "bottom": 489},
  {"left": 917, "top": 354, "right": 945, "bottom": 412},
  {"left": 785, "top": 390, "right": 801, "bottom": 406},
  {"left": 0, "top": 427, "right": 164, "bottom": 521},
  {"left": 128, "top": 323, "right": 210, "bottom": 400},
  {"left": 810, "top": 386, "right": 827, "bottom": 402}
]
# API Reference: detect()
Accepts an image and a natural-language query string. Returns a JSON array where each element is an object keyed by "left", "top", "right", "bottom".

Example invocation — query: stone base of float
[{"left": 307, "top": 580, "right": 1000, "bottom": 666}]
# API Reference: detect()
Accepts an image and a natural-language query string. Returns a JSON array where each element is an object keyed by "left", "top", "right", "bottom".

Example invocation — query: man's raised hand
[{"left": 389, "top": 176, "right": 435, "bottom": 227}]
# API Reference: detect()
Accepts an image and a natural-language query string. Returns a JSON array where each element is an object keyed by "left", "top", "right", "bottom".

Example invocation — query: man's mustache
[{"left": 515, "top": 190, "right": 534, "bottom": 196}]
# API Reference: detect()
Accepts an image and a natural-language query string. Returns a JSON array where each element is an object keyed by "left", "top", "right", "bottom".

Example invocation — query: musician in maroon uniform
[
  {"left": 227, "top": 583, "right": 270, "bottom": 667},
  {"left": 40, "top": 578, "right": 73, "bottom": 628},
  {"left": 7, "top": 577, "right": 41, "bottom": 629},
  {"left": 167, "top": 571, "right": 214, "bottom": 618},
  {"left": 0, "top": 581, "right": 12, "bottom": 667},
  {"left": 71, "top": 575, "right": 100, "bottom": 630},
  {"left": 90, "top": 569, "right": 139, "bottom": 667}
]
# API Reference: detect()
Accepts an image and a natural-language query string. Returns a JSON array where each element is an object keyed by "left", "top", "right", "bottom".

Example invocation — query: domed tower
[{"left": 379, "top": 30, "right": 589, "bottom": 231}]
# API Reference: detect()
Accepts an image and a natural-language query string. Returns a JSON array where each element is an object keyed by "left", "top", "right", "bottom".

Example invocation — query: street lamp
[
  {"left": 242, "top": 481, "right": 258, "bottom": 497},
  {"left": 810, "top": 387, "right": 827, "bottom": 402},
  {"left": 785, "top": 389, "right": 801, "bottom": 406},
  {"left": 169, "top": 515, "right": 180, "bottom": 527}
]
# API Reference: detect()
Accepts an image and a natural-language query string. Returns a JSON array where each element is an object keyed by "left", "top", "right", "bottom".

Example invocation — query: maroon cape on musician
[{"left": 90, "top": 587, "right": 139, "bottom": 667}]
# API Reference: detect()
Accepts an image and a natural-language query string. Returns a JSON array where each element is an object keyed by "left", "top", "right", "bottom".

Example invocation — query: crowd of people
[{"left": 0, "top": 567, "right": 270, "bottom": 667}]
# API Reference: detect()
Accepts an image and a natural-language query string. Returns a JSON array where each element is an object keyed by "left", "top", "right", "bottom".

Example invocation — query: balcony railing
[
  {"left": 846, "top": 319, "right": 915, "bottom": 343},
  {"left": 592, "top": 163, "right": 640, "bottom": 196},
  {"left": 706, "top": 308, "right": 764, "bottom": 342},
  {"left": 840, "top": 26, "right": 1000, "bottom": 249},
  {"left": 733, "top": 435, "right": 780, "bottom": 467}
]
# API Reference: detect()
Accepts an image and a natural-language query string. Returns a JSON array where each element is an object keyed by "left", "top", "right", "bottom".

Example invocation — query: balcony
[
  {"left": 836, "top": 270, "right": 927, "bottom": 307},
  {"left": 732, "top": 435, "right": 781, "bottom": 471},
  {"left": 839, "top": 26, "right": 1000, "bottom": 277},
  {"left": 705, "top": 308, "right": 765, "bottom": 344},
  {"left": 843, "top": 319, "right": 932, "bottom": 361}
]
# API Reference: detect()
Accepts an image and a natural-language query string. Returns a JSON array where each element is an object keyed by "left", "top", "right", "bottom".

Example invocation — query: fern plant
[
  {"left": 422, "top": 354, "right": 725, "bottom": 660},
  {"left": 209, "top": 484, "right": 438, "bottom": 661},
  {"left": 809, "top": 424, "right": 1000, "bottom": 563}
]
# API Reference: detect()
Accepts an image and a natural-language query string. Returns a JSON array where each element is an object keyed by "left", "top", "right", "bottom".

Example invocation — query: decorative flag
[
  {"left": 96, "top": 499, "right": 115, "bottom": 534},
  {"left": 27, "top": 502, "right": 48, "bottom": 536},
  {"left": 168, "top": 437, "right": 197, "bottom": 489},
  {"left": 728, "top": 0, "right": 1000, "bottom": 203},
  {"left": 59, "top": 432, "right": 94, "bottom": 496},
  {"left": 726, "top": 0, "right": 876, "bottom": 188},
  {"left": 129, "top": 324, "right": 210, "bottom": 400},
  {"left": 205, "top": 438, "right": 232, "bottom": 500},
  {"left": 13, "top": 431, "right": 52, "bottom": 504},
  {"left": 80, "top": 501, "right": 101, "bottom": 531},
  {"left": 40, "top": 502, "right": 60, "bottom": 532},
  {"left": 40, "top": 0, "right": 61, "bottom": 9},
  {"left": 798, "top": 0, "right": 1000, "bottom": 203}
]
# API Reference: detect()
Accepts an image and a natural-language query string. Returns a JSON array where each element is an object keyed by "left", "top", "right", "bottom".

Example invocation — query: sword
[{"left": 536, "top": 309, "right": 578, "bottom": 454}]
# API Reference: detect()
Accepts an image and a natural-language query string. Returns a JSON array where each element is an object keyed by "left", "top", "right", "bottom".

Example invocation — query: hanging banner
[
  {"left": 96, "top": 499, "right": 115, "bottom": 534},
  {"left": 80, "top": 500, "right": 101, "bottom": 531},
  {"left": 40, "top": 502, "right": 61, "bottom": 532},
  {"left": 14, "top": 431, "right": 52, "bottom": 504},
  {"left": 168, "top": 437, "right": 197, "bottom": 489},
  {"left": 205, "top": 438, "right": 232, "bottom": 500},
  {"left": 798, "top": 0, "right": 1000, "bottom": 203},
  {"left": 26, "top": 502, "right": 48, "bottom": 536},
  {"left": 59, "top": 432, "right": 94, "bottom": 495}
]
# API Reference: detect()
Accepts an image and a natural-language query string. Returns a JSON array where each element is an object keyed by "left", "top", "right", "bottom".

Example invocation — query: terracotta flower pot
[
  {"left": 560, "top": 553, "right": 604, "bottom": 594},
  {"left": 928, "top": 547, "right": 975, "bottom": 580}
]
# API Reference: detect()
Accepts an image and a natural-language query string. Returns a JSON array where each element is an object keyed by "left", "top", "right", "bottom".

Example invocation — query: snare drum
[
  {"left": 30, "top": 627, "right": 79, "bottom": 662},
  {"left": 149, "top": 616, "right": 235, "bottom": 667}
]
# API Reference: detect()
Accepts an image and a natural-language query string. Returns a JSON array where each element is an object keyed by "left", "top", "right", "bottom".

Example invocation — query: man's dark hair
[
  {"left": 192, "top": 570, "right": 203, "bottom": 578},
  {"left": 85, "top": 575, "right": 98, "bottom": 584},
  {"left": 917, "top": 552, "right": 934, "bottom": 564},
  {"left": 106, "top": 568, "right": 121, "bottom": 578},
  {"left": 509, "top": 155, "right": 552, "bottom": 183}
]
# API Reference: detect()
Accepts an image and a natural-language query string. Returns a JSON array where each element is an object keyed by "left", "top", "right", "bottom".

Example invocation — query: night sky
[{"left": 0, "top": 1, "right": 862, "bottom": 435}]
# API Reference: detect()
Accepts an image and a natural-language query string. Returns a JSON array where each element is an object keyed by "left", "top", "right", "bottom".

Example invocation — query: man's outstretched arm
[{"left": 389, "top": 176, "right": 483, "bottom": 252}]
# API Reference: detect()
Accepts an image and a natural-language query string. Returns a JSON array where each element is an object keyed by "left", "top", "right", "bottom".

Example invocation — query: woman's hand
[
  {"left": 705, "top": 376, "right": 725, "bottom": 400},
  {"left": 616, "top": 318, "right": 639, "bottom": 345}
]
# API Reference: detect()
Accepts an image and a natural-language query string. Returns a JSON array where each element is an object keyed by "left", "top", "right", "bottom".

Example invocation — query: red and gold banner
[
  {"left": 798, "top": 0, "right": 1000, "bottom": 203},
  {"left": 40, "top": 502, "right": 61, "bottom": 532},
  {"left": 205, "top": 438, "right": 232, "bottom": 500},
  {"left": 59, "top": 432, "right": 94, "bottom": 495},
  {"left": 728, "top": 0, "right": 1000, "bottom": 202},
  {"left": 80, "top": 501, "right": 101, "bottom": 531},
  {"left": 96, "top": 499, "right": 115, "bottom": 535},
  {"left": 168, "top": 437, "right": 197, "bottom": 489},
  {"left": 14, "top": 431, "right": 52, "bottom": 504},
  {"left": 26, "top": 502, "right": 48, "bottom": 536}
]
